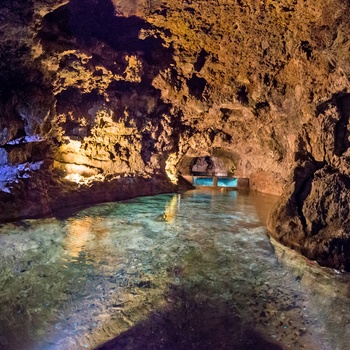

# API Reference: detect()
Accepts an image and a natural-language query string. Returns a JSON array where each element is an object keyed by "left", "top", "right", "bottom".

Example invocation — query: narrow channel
[{"left": 0, "top": 190, "right": 349, "bottom": 350}]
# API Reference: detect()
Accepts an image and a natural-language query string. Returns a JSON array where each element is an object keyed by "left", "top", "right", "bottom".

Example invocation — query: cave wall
[
  {"left": 0, "top": 0, "right": 182, "bottom": 220},
  {"left": 267, "top": 93, "right": 350, "bottom": 271},
  {"left": 1, "top": 0, "right": 350, "bottom": 268}
]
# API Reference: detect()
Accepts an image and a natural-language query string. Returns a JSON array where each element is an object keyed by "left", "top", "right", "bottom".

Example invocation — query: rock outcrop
[
  {"left": 1, "top": 0, "right": 350, "bottom": 269},
  {"left": 267, "top": 94, "right": 350, "bottom": 271}
]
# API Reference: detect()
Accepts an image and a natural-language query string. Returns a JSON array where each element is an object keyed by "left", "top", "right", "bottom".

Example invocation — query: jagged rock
[
  {"left": 1, "top": 0, "right": 350, "bottom": 268},
  {"left": 268, "top": 94, "right": 350, "bottom": 271}
]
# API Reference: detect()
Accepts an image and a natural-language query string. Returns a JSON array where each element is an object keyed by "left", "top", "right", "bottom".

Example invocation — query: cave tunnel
[
  {"left": 1, "top": 0, "right": 350, "bottom": 349},
  {"left": 177, "top": 150, "right": 240, "bottom": 177},
  {"left": 175, "top": 150, "right": 249, "bottom": 189}
]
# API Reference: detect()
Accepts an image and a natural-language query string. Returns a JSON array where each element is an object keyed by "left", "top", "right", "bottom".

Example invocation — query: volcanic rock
[{"left": 1, "top": 0, "right": 350, "bottom": 269}]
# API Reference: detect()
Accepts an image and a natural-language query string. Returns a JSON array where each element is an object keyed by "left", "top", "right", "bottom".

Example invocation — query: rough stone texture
[
  {"left": 1, "top": 0, "right": 350, "bottom": 268},
  {"left": 267, "top": 94, "right": 350, "bottom": 271},
  {"left": 0, "top": 172, "right": 176, "bottom": 222}
]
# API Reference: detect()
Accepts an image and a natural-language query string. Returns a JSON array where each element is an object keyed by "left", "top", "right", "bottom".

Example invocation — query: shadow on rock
[{"left": 39, "top": 0, "right": 174, "bottom": 73}]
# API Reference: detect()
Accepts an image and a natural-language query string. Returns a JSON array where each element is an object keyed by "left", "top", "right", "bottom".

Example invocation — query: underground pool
[{"left": 0, "top": 190, "right": 349, "bottom": 350}]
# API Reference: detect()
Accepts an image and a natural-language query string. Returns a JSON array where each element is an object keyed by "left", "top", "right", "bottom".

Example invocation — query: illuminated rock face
[
  {"left": 1, "top": 0, "right": 350, "bottom": 268},
  {"left": 267, "top": 94, "right": 350, "bottom": 271},
  {"left": 0, "top": 0, "right": 180, "bottom": 220}
]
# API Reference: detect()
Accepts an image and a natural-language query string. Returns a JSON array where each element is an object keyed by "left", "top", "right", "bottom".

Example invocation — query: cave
[
  {"left": 1, "top": 0, "right": 350, "bottom": 349},
  {"left": 175, "top": 154, "right": 249, "bottom": 189}
]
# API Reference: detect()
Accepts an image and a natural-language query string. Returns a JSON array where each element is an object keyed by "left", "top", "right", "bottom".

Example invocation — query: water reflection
[
  {"left": 163, "top": 194, "right": 180, "bottom": 223},
  {"left": 63, "top": 216, "right": 116, "bottom": 267},
  {"left": 0, "top": 191, "right": 348, "bottom": 349},
  {"left": 64, "top": 217, "right": 94, "bottom": 260}
]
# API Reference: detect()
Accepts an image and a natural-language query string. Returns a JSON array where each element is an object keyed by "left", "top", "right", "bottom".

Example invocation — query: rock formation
[
  {"left": 1, "top": 0, "right": 350, "bottom": 269},
  {"left": 267, "top": 94, "right": 350, "bottom": 271}
]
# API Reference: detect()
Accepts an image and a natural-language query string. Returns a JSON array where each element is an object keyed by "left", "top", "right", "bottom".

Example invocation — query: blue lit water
[
  {"left": 192, "top": 177, "right": 238, "bottom": 187},
  {"left": 217, "top": 177, "right": 238, "bottom": 187},
  {"left": 192, "top": 177, "right": 214, "bottom": 186},
  {"left": 0, "top": 190, "right": 349, "bottom": 350}
]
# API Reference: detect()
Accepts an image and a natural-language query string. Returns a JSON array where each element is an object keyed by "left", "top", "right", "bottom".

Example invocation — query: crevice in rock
[
  {"left": 7, "top": 128, "right": 27, "bottom": 143},
  {"left": 184, "top": 7, "right": 196, "bottom": 15},
  {"left": 263, "top": 74, "right": 270, "bottom": 86},
  {"left": 114, "top": 144, "right": 130, "bottom": 161},
  {"left": 299, "top": 40, "right": 313, "bottom": 60},
  {"left": 334, "top": 93, "right": 350, "bottom": 156},
  {"left": 220, "top": 108, "right": 233, "bottom": 122},
  {"left": 294, "top": 170, "right": 313, "bottom": 231},
  {"left": 169, "top": 69, "right": 183, "bottom": 92},
  {"left": 236, "top": 85, "right": 249, "bottom": 105},
  {"left": 187, "top": 74, "right": 207, "bottom": 100},
  {"left": 254, "top": 101, "right": 270, "bottom": 114},
  {"left": 140, "top": 132, "right": 155, "bottom": 164},
  {"left": 194, "top": 49, "right": 209, "bottom": 72}
]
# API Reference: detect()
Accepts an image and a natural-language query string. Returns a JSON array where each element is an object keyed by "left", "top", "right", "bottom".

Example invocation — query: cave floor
[{"left": 0, "top": 190, "right": 348, "bottom": 350}]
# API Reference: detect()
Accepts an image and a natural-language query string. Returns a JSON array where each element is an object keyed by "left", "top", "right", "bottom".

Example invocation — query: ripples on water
[{"left": 0, "top": 190, "right": 349, "bottom": 350}]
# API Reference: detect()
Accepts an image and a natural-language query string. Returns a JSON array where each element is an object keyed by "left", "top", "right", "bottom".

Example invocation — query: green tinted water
[{"left": 0, "top": 190, "right": 349, "bottom": 349}]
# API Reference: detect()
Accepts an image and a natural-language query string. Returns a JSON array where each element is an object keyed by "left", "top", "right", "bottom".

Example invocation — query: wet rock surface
[{"left": 1, "top": 0, "right": 350, "bottom": 266}]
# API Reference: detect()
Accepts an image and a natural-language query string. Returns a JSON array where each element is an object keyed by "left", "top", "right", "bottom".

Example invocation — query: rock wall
[
  {"left": 0, "top": 0, "right": 181, "bottom": 220},
  {"left": 1, "top": 0, "right": 350, "bottom": 268},
  {"left": 267, "top": 93, "right": 350, "bottom": 271}
]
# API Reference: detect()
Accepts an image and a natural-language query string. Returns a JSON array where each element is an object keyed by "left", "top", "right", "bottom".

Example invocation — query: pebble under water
[{"left": 0, "top": 190, "right": 350, "bottom": 350}]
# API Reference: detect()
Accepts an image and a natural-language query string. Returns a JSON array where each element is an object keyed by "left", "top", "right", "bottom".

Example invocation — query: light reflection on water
[{"left": 0, "top": 190, "right": 349, "bottom": 350}]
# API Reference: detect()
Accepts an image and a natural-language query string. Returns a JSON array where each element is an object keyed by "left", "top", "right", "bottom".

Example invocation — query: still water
[{"left": 0, "top": 190, "right": 349, "bottom": 350}]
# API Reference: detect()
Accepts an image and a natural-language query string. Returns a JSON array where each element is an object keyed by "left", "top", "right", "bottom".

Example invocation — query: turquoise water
[
  {"left": 0, "top": 190, "right": 349, "bottom": 350},
  {"left": 217, "top": 177, "right": 238, "bottom": 187},
  {"left": 192, "top": 177, "right": 214, "bottom": 186},
  {"left": 192, "top": 177, "right": 238, "bottom": 187}
]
